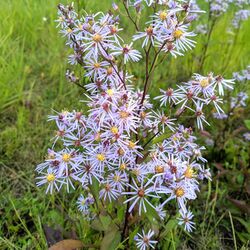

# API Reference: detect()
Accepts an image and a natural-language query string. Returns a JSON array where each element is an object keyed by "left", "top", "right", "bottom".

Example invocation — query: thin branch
[{"left": 122, "top": 0, "right": 139, "bottom": 32}]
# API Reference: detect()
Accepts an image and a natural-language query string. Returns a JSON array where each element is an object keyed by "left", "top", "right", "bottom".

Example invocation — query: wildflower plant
[{"left": 35, "top": 1, "right": 236, "bottom": 248}]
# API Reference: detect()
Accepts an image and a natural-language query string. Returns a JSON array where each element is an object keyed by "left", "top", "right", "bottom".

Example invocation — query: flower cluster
[
  {"left": 232, "top": 9, "right": 250, "bottom": 28},
  {"left": 36, "top": 1, "right": 236, "bottom": 248},
  {"left": 233, "top": 65, "right": 250, "bottom": 82},
  {"left": 156, "top": 73, "right": 234, "bottom": 129},
  {"left": 206, "top": 0, "right": 250, "bottom": 28},
  {"left": 207, "top": 0, "right": 231, "bottom": 17}
]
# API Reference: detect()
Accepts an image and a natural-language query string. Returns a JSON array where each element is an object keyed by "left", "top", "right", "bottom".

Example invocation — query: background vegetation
[{"left": 0, "top": 0, "right": 249, "bottom": 249}]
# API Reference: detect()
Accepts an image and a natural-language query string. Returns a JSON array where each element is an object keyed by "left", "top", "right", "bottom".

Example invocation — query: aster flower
[
  {"left": 85, "top": 145, "right": 112, "bottom": 171},
  {"left": 77, "top": 194, "right": 95, "bottom": 214},
  {"left": 111, "top": 43, "right": 142, "bottom": 64},
  {"left": 233, "top": 65, "right": 250, "bottom": 82},
  {"left": 107, "top": 171, "right": 128, "bottom": 192},
  {"left": 99, "top": 182, "right": 121, "bottom": 201},
  {"left": 159, "top": 180, "right": 198, "bottom": 213},
  {"left": 188, "top": 102, "right": 210, "bottom": 130},
  {"left": 84, "top": 59, "right": 109, "bottom": 80},
  {"left": 133, "top": 26, "right": 157, "bottom": 47},
  {"left": 243, "top": 132, "right": 250, "bottom": 141},
  {"left": 213, "top": 75, "right": 235, "bottom": 96},
  {"left": 153, "top": 111, "right": 176, "bottom": 132},
  {"left": 172, "top": 25, "right": 196, "bottom": 52},
  {"left": 36, "top": 2, "right": 232, "bottom": 238},
  {"left": 77, "top": 162, "right": 104, "bottom": 186},
  {"left": 232, "top": 9, "right": 250, "bottom": 28},
  {"left": 36, "top": 168, "right": 62, "bottom": 194},
  {"left": 154, "top": 88, "right": 182, "bottom": 106},
  {"left": 176, "top": 86, "right": 202, "bottom": 109},
  {"left": 83, "top": 29, "right": 114, "bottom": 59},
  {"left": 190, "top": 74, "right": 214, "bottom": 98},
  {"left": 160, "top": 42, "right": 184, "bottom": 57},
  {"left": 213, "top": 112, "right": 228, "bottom": 120},
  {"left": 123, "top": 178, "right": 159, "bottom": 215},
  {"left": 178, "top": 210, "right": 196, "bottom": 232},
  {"left": 135, "top": 229, "right": 158, "bottom": 250}
]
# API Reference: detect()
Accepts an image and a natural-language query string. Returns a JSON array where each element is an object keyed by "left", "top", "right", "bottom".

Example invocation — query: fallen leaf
[
  {"left": 43, "top": 224, "right": 63, "bottom": 247},
  {"left": 227, "top": 197, "right": 250, "bottom": 215},
  {"left": 49, "top": 239, "right": 83, "bottom": 250}
]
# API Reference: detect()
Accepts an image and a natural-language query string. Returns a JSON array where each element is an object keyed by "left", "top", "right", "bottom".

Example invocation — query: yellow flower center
[
  {"left": 93, "top": 33, "right": 102, "bottom": 42},
  {"left": 128, "top": 141, "right": 136, "bottom": 149},
  {"left": 140, "top": 111, "right": 146, "bottom": 119},
  {"left": 62, "top": 153, "right": 71, "bottom": 162},
  {"left": 110, "top": 26, "right": 117, "bottom": 34},
  {"left": 184, "top": 166, "right": 194, "bottom": 179},
  {"left": 119, "top": 111, "right": 129, "bottom": 119},
  {"left": 119, "top": 163, "right": 126, "bottom": 170},
  {"left": 143, "top": 236, "right": 149, "bottom": 244},
  {"left": 96, "top": 153, "right": 105, "bottom": 162},
  {"left": 107, "top": 89, "right": 114, "bottom": 96},
  {"left": 67, "top": 28, "right": 73, "bottom": 33},
  {"left": 106, "top": 67, "right": 113, "bottom": 75},
  {"left": 174, "top": 30, "right": 183, "bottom": 39},
  {"left": 62, "top": 110, "right": 69, "bottom": 116},
  {"left": 172, "top": 136, "right": 178, "bottom": 141},
  {"left": 175, "top": 187, "right": 185, "bottom": 197},
  {"left": 118, "top": 148, "right": 125, "bottom": 156},
  {"left": 200, "top": 78, "right": 209, "bottom": 88},
  {"left": 138, "top": 189, "right": 145, "bottom": 197},
  {"left": 46, "top": 173, "right": 55, "bottom": 182},
  {"left": 93, "top": 62, "right": 100, "bottom": 68},
  {"left": 155, "top": 165, "right": 164, "bottom": 174},
  {"left": 110, "top": 126, "right": 119, "bottom": 134},
  {"left": 159, "top": 11, "right": 167, "bottom": 20},
  {"left": 133, "top": 169, "right": 140, "bottom": 176},
  {"left": 146, "top": 26, "right": 153, "bottom": 36},
  {"left": 113, "top": 175, "right": 121, "bottom": 182},
  {"left": 105, "top": 184, "right": 111, "bottom": 191}
]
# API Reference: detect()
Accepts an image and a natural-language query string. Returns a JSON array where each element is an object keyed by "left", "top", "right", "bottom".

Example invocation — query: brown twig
[{"left": 122, "top": 0, "right": 140, "bottom": 31}]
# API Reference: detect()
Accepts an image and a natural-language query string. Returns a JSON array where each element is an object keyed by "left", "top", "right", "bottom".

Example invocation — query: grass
[{"left": 0, "top": 0, "right": 249, "bottom": 249}]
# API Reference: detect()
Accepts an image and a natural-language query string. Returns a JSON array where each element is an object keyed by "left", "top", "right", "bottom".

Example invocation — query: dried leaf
[
  {"left": 49, "top": 239, "right": 83, "bottom": 250},
  {"left": 245, "top": 184, "right": 250, "bottom": 196},
  {"left": 200, "top": 130, "right": 212, "bottom": 138},
  {"left": 227, "top": 197, "right": 250, "bottom": 215},
  {"left": 43, "top": 224, "right": 63, "bottom": 247},
  {"left": 214, "top": 163, "right": 225, "bottom": 171}
]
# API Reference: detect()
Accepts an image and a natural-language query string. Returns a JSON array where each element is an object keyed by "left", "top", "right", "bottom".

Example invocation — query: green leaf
[
  {"left": 90, "top": 177, "right": 100, "bottom": 199},
  {"left": 129, "top": 226, "right": 140, "bottom": 246},
  {"left": 236, "top": 232, "right": 249, "bottom": 244},
  {"left": 100, "top": 229, "right": 121, "bottom": 250},
  {"left": 145, "top": 202, "right": 161, "bottom": 224},
  {"left": 117, "top": 206, "right": 125, "bottom": 223},
  {"left": 91, "top": 217, "right": 106, "bottom": 231},
  {"left": 234, "top": 217, "right": 250, "bottom": 233},
  {"left": 152, "top": 132, "right": 172, "bottom": 144},
  {"left": 236, "top": 173, "right": 244, "bottom": 185},
  {"left": 99, "top": 214, "right": 111, "bottom": 231},
  {"left": 160, "top": 219, "right": 177, "bottom": 238},
  {"left": 244, "top": 120, "right": 250, "bottom": 130}
]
